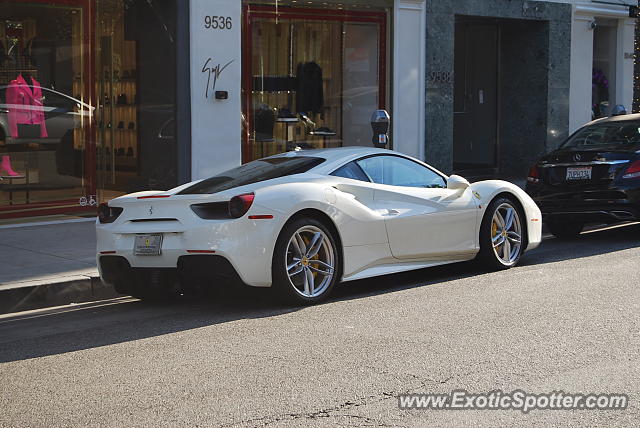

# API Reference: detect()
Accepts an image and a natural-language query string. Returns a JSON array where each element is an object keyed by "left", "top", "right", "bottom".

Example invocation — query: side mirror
[{"left": 447, "top": 174, "right": 470, "bottom": 190}]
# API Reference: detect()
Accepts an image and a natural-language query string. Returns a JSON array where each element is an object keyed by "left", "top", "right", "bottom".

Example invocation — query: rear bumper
[
  {"left": 526, "top": 183, "right": 640, "bottom": 223},
  {"left": 95, "top": 203, "right": 284, "bottom": 287},
  {"left": 543, "top": 207, "right": 639, "bottom": 223},
  {"left": 99, "top": 254, "right": 244, "bottom": 290}
]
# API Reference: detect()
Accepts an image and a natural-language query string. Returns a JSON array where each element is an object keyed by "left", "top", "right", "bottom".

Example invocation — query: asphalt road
[{"left": 1, "top": 223, "right": 639, "bottom": 427}]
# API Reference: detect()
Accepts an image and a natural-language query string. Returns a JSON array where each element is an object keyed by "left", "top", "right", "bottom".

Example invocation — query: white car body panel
[
  {"left": 374, "top": 184, "right": 479, "bottom": 260},
  {"left": 96, "top": 147, "right": 542, "bottom": 288}
]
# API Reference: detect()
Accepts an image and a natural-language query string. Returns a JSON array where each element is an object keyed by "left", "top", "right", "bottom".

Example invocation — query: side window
[
  {"left": 357, "top": 155, "right": 446, "bottom": 188},
  {"left": 331, "top": 161, "right": 370, "bottom": 182}
]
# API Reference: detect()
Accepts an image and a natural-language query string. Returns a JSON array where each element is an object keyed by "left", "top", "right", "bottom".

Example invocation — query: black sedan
[{"left": 526, "top": 113, "right": 640, "bottom": 238}]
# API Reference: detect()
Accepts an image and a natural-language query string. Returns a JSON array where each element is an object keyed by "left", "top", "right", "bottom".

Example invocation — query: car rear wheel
[
  {"left": 477, "top": 197, "right": 525, "bottom": 270},
  {"left": 546, "top": 220, "right": 584, "bottom": 239},
  {"left": 272, "top": 217, "right": 340, "bottom": 305}
]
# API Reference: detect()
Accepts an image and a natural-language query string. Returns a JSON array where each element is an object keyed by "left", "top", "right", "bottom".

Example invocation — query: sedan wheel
[
  {"left": 273, "top": 218, "right": 340, "bottom": 304},
  {"left": 477, "top": 198, "right": 525, "bottom": 269}
]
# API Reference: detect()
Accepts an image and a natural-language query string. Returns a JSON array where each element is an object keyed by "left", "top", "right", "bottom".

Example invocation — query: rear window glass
[
  {"left": 562, "top": 120, "right": 640, "bottom": 148},
  {"left": 178, "top": 156, "right": 325, "bottom": 194}
]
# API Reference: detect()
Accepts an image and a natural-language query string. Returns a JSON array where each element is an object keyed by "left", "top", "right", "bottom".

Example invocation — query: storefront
[
  {"left": 0, "top": 0, "right": 178, "bottom": 220},
  {"left": 0, "top": 0, "right": 426, "bottom": 220},
  {"left": 190, "top": 0, "right": 427, "bottom": 180}
]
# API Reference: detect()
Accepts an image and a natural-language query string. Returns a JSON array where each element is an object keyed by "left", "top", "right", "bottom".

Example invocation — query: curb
[{"left": 0, "top": 277, "right": 120, "bottom": 315}]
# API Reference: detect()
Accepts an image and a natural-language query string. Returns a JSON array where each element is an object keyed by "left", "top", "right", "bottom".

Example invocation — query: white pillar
[
  {"left": 569, "top": 13, "right": 595, "bottom": 133},
  {"left": 615, "top": 18, "right": 636, "bottom": 114},
  {"left": 189, "top": 0, "right": 242, "bottom": 180},
  {"left": 392, "top": 0, "right": 426, "bottom": 160}
]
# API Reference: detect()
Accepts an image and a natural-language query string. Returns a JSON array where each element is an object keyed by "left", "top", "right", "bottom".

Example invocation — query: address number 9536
[{"left": 204, "top": 15, "right": 232, "bottom": 30}]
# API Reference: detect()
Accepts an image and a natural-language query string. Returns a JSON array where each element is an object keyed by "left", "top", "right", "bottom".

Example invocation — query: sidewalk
[{"left": 0, "top": 219, "right": 118, "bottom": 314}]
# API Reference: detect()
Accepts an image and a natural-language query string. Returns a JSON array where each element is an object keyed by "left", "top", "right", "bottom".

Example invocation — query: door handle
[{"left": 386, "top": 209, "right": 399, "bottom": 216}]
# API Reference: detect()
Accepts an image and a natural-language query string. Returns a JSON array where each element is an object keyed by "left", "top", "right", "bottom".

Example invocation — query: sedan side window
[{"left": 356, "top": 156, "right": 446, "bottom": 188}]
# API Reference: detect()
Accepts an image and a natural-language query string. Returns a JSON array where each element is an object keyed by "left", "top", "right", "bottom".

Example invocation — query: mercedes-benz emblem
[
  {"left": 573, "top": 153, "right": 582, "bottom": 162},
  {"left": 149, "top": 206, "right": 153, "bottom": 215}
]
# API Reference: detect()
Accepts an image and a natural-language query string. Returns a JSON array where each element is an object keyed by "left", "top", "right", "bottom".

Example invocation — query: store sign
[{"left": 189, "top": 0, "right": 241, "bottom": 180}]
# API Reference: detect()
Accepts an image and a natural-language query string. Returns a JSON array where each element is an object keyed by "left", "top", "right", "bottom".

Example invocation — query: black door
[{"left": 453, "top": 21, "right": 499, "bottom": 171}]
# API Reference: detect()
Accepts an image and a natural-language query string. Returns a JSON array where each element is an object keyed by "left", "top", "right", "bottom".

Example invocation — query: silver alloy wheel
[
  {"left": 491, "top": 202, "right": 523, "bottom": 266},
  {"left": 285, "top": 225, "right": 335, "bottom": 298}
]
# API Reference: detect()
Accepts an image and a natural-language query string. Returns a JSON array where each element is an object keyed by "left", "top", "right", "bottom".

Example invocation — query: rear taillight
[
  {"left": 228, "top": 193, "right": 255, "bottom": 218},
  {"left": 622, "top": 160, "right": 640, "bottom": 179},
  {"left": 190, "top": 202, "right": 230, "bottom": 220},
  {"left": 98, "top": 203, "right": 123, "bottom": 224},
  {"left": 527, "top": 165, "right": 541, "bottom": 183}
]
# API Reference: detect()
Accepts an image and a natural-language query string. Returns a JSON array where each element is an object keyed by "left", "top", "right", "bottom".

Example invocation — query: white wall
[
  {"left": 569, "top": 14, "right": 595, "bottom": 132},
  {"left": 569, "top": 1, "right": 636, "bottom": 133},
  {"left": 189, "top": 0, "right": 242, "bottom": 180},
  {"left": 616, "top": 18, "right": 636, "bottom": 115}
]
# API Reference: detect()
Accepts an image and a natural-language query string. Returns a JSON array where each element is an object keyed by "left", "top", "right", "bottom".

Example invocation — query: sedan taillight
[
  {"left": 622, "top": 160, "right": 640, "bottom": 179},
  {"left": 98, "top": 203, "right": 123, "bottom": 224},
  {"left": 527, "top": 165, "right": 541, "bottom": 183}
]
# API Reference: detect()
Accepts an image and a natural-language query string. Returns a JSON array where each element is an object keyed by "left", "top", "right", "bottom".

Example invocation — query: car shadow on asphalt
[
  {"left": 0, "top": 223, "right": 638, "bottom": 364},
  {"left": 334, "top": 222, "right": 640, "bottom": 301}
]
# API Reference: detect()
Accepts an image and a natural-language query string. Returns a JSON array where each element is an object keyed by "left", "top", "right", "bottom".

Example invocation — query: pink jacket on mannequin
[{"left": 6, "top": 74, "right": 49, "bottom": 138}]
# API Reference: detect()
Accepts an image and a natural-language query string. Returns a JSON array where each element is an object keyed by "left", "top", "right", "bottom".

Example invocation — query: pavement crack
[{"left": 220, "top": 391, "right": 408, "bottom": 427}]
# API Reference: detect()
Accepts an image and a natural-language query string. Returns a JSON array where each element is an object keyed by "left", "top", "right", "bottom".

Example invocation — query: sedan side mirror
[{"left": 447, "top": 174, "right": 470, "bottom": 190}]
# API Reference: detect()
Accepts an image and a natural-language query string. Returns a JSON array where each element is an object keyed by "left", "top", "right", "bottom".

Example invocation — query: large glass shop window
[
  {"left": 0, "top": 0, "right": 178, "bottom": 220},
  {"left": 242, "top": 2, "right": 389, "bottom": 162},
  {"left": 0, "top": 1, "right": 92, "bottom": 218},
  {"left": 95, "top": 0, "right": 178, "bottom": 202}
]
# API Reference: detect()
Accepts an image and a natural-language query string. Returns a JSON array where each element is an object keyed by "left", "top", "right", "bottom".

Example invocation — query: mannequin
[
  {"left": 0, "top": 72, "right": 48, "bottom": 178},
  {"left": 6, "top": 73, "right": 48, "bottom": 138},
  {"left": 0, "top": 155, "right": 24, "bottom": 178}
]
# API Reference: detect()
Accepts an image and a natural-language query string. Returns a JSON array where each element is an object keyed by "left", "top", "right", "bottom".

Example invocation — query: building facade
[
  {"left": 0, "top": 0, "right": 427, "bottom": 219},
  {"left": 424, "top": 0, "right": 637, "bottom": 177},
  {"left": 0, "top": 0, "right": 636, "bottom": 221}
]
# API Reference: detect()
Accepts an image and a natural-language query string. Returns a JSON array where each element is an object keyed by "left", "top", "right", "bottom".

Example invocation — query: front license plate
[
  {"left": 134, "top": 234, "right": 163, "bottom": 256},
  {"left": 566, "top": 166, "right": 592, "bottom": 181}
]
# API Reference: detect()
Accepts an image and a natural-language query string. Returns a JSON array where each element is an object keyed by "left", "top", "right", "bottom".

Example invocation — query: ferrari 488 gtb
[{"left": 97, "top": 147, "right": 541, "bottom": 304}]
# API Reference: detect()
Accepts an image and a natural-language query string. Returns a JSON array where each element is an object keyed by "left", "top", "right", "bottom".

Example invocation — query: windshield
[
  {"left": 178, "top": 156, "right": 325, "bottom": 194},
  {"left": 562, "top": 120, "right": 640, "bottom": 149}
]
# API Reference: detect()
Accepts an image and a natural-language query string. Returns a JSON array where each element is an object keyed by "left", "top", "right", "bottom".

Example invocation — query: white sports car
[{"left": 97, "top": 147, "right": 542, "bottom": 304}]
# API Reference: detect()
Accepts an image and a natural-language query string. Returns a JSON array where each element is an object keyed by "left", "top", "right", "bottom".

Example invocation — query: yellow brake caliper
[
  {"left": 303, "top": 236, "right": 319, "bottom": 278},
  {"left": 492, "top": 221, "right": 499, "bottom": 247}
]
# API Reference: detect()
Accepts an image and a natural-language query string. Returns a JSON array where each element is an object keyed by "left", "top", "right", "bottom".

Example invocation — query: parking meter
[{"left": 371, "top": 110, "right": 390, "bottom": 149}]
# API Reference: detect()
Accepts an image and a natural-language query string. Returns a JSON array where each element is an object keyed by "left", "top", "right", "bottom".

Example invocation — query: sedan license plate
[
  {"left": 566, "top": 166, "right": 592, "bottom": 181},
  {"left": 134, "top": 234, "right": 163, "bottom": 256}
]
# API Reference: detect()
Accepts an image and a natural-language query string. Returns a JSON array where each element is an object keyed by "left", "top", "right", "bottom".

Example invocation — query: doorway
[{"left": 453, "top": 20, "right": 499, "bottom": 172}]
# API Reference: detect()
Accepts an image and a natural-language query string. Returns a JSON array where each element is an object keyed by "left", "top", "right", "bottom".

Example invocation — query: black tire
[
  {"left": 476, "top": 197, "right": 526, "bottom": 270},
  {"left": 546, "top": 220, "right": 584, "bottom": 239},
  {"left": 272, "top": 216, "right": 341, "bottom": 305}
]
